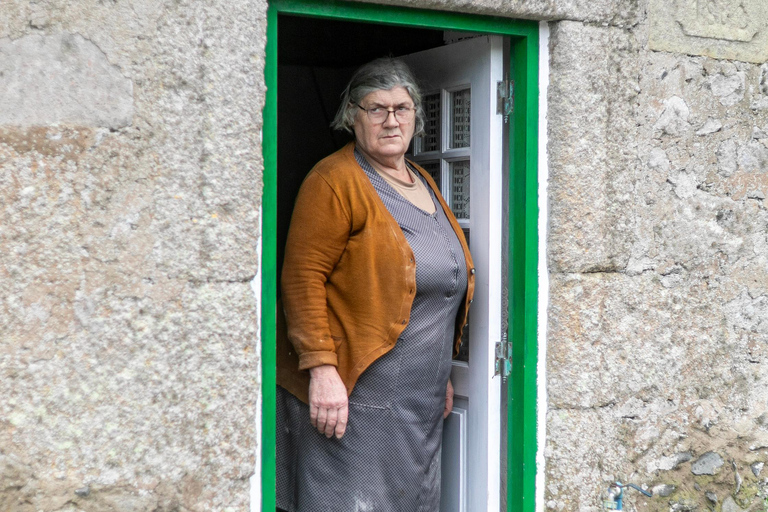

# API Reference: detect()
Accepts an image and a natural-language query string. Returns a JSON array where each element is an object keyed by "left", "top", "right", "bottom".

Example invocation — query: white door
[{"left": 401, "top": 35, "right": 506, "bottom": 512}]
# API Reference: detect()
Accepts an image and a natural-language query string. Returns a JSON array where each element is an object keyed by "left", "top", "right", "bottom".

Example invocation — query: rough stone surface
[
  {"left": 546, "top": 10, "right": 768, "bottom": 512},
  {"left": 1, "top": 0, "right": 266, "bottom": 509},
  {"left": 356, "top": 0, "right": 641, "bottom": 25},
  {"left": 547, "top": 21, "right": 640, "bottom": 273},
  {"left": 669, "top": 500, "right": 698, "bottom": 512},
  {"left": 691, "top": 452, "right": 724, "bottom": 475},
  {"left": 649, "top": 0, "right": 768, "bottom": 64},
  {"left": 652, "top": 484, "right": 676, "bottom": 497},
  {"left": 0, "top": 33, "right": 134, "bottom": 128},
  {"left": 3, "top": 0, "right": 768, "bottom": 510},
  {"left": 722, "top": 496, "right": 745, "bottom": 512}
]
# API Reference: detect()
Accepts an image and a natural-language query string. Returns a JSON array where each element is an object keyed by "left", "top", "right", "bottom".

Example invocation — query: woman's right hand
[{"left": 308, "top": 365, "right": 349, "bottom": 439}]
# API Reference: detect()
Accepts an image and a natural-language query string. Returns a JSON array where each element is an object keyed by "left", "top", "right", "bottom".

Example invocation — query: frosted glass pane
[
  {"left": 419, "top": 160, "right": 441, "bottom": 189},
  {"left": 422, "top": 93, "right": 441, "bottom": 153},
  {"left": 450, "top": 88, "right": 471, "bottom": 149},
  {"left": 450, "top": 160, "right": 470, "bottom": 219}
]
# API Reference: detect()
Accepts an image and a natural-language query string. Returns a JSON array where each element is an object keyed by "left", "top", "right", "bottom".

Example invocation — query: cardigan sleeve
[{"left": 281, "top": 170, "right": 351, "bottom": 371}]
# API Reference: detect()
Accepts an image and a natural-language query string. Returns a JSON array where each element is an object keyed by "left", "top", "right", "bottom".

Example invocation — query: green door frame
[{"left": 261, "top": 1, "right": 539, "bottom": 510}]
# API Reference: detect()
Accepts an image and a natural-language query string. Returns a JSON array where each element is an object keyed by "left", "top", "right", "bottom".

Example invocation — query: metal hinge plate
[
  {"left": 494, "top": 333, "right": 512, "bottom": 381},
  {"left": 496, "top": 79, "right": 515, "bottom": 124}
]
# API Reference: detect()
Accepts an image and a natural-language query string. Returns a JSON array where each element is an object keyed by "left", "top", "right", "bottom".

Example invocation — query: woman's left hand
[
  {"left": 443, "top": 379, "right": 454, "bottom": 419},
  {"left": 308, "top": 364, "right": 349, "bottom": 439}
]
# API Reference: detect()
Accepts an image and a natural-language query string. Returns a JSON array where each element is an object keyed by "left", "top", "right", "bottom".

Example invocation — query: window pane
[
  {"left": 421, "top": 92, "right": 441, "bottom": 153},
  {"left": 450, "top": 160, "right": 470, "bottom": 219},
  {"left": 419, "top": 160, "right": 441, "bottom": 189},
  {"left": 449, "top": 88, "right": 471, "bottom": 149}
]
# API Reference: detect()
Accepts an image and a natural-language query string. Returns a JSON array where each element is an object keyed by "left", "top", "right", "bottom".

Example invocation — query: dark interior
[{"left": 276, "top": 14, "right": 450, "bottom": 285}]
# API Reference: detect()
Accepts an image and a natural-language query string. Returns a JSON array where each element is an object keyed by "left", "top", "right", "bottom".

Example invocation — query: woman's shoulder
[{"left": 310, "top": 142, "right": 361, "bottom": 183}]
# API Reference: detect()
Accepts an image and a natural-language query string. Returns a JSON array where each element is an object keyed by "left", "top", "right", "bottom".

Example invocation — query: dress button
[
  {"left": 401, "top": 319, "right": 407, "bottom": 325},
  {"left": 469, "top": 299, "right": 474, "bottom": 304},
  {"left": 470, "top": 268, "right": 476, "bottom": 275}
]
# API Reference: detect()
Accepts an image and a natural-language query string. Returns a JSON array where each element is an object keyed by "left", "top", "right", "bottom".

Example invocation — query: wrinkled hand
[
  {"left": 443, "top": 379, "right": 454, "bottom": 419},
  {"left": 308, "top": 365, "right": 349, "bottom": 439}
]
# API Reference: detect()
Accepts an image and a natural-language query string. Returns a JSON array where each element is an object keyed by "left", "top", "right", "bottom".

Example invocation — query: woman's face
[{"left": 353, "top": 86, "right": 416, "bottom": 163}]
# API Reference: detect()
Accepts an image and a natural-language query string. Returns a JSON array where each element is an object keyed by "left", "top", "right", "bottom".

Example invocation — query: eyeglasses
[{"left": 357, "top": 104, "right": 415, "bottom": 124}]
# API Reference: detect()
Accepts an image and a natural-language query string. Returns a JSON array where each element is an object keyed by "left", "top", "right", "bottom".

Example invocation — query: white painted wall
[
  {"left": 535, "top": 20, "right": 551, "bottom": 512},
  {"left": 250, "top": 205, "right": 263, "bottom": 512}
]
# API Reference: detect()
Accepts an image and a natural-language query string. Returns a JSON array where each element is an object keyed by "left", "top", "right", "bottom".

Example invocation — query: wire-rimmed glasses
[{"left": 357, "top": 104, "right": 415, "bottom": 124}]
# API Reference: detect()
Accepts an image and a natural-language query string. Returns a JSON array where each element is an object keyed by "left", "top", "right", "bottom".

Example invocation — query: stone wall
[
  {"left": 3, "top": 0, "right": 768, "bottom": 511},
  {"left": 0, "top": 1, "right": 266, "bottom": 510},
  {"left": 546, "top": 3, "right": 768, "bottom": 511}
]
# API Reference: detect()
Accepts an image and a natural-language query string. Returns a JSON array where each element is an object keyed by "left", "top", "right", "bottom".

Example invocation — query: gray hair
[{"left": 331, "top": 57, "right": 425, "bottom": 136}]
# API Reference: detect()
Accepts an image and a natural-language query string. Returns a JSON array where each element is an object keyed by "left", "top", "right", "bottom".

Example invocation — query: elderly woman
[{"left": 276, "top": 57, "right": 474, "bottom": 512}]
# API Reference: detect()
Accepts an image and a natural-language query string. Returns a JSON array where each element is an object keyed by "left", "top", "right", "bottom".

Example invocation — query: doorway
[
  {"left": 262, "top": 2, "right": 540, "bottom": 511},
  {"left": 275, "top": 16, "right": 445, "bottom": 289}
]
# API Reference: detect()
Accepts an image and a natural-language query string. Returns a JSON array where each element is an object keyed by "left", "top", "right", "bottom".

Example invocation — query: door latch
[{"left": 494, "top": 332, "right": 512, "bottom": 381}]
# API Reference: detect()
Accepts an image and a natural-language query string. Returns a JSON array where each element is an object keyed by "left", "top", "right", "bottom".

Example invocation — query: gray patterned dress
[{"left": 276, "top": 150, "right": 467, "bottom": 512}]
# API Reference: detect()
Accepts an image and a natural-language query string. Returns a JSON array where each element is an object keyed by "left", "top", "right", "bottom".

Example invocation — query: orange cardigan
[{"left": 276, "top": 142, "right": 475, "bottom": 404}]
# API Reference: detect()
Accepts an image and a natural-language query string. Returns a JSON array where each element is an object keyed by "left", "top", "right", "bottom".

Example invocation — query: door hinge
[
  {"left": 494, "top": 332, "right": 512, "bottom": 381},
  {"left": 496, "top": 78, "right": 514, "bottom": 124}
]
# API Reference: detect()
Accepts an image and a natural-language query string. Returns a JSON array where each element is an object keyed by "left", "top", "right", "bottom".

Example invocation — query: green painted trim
[
  {"left": 507, "top": 29, "right": 540, "bottom": 512},
  {"left": 272, "top": 0, "right": 539, "bottom": 36},
  {"left": 261, "top": 4, "right": 278, "bottom": 512},
  {"left": 262, "top": 2, "right": 540, "bottom": 511}
]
